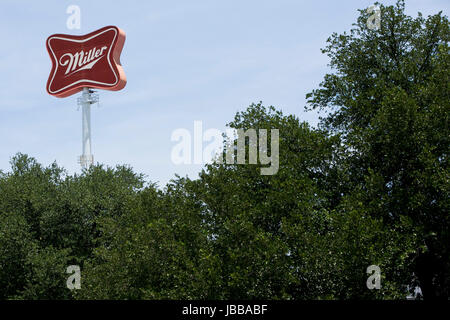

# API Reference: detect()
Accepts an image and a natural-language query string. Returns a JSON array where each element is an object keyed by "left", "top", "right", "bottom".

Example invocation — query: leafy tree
[
  {"left": 0, "top": 212, "right": 34, "bottom": 299},
  {"left": 18, "top": 245, "right": 71, "bottom": 300},
  {"left": 306, "top": 0, "right": 449, "bottom": 299},
  {"left": 0, "top": 154, "right": 146, "bottom": 299},
  {"left": 189, "top": 102, "right": 415, "bottom": 299},
  {"left": 0, "top": 0, "right": 447, "bottom": 301},
  {"left": 75, "top": 178, "right": 212, "bottom": 299},
  {"left": 191, "top": 104, "right": 338, "bottom": 299}
]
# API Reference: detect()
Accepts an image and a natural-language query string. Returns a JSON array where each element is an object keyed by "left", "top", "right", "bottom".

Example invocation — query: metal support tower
[{"left": 77, "top": 88, "right": 99, "bottom": 169}]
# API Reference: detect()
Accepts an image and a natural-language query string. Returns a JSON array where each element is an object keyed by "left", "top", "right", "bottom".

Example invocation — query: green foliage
[
  {"left": 306, "top": 0, "right": 449, "bottom": 299},
  {"left": 19, "top": 246, "right": 71, "bottom": 300},
  {"left": 0, "top": 154, "right": 147, "bottom": 299},
  {"left": 0, "top": 212, "right": 34, "bottom": 299},
  {"left": 75, "top": 179, "right": 211, "bottom": 299},
  {"left": 0, "top": 0, "right": 447, "bottom": 300}
]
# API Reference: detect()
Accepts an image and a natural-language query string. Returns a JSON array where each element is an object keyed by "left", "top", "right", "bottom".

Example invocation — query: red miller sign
[{"left": 46, "top": 26, "right": 126, "bottom": 98}]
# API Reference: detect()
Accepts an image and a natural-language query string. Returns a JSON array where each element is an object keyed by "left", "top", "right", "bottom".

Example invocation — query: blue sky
[{"left": 0, "top": 0, "right": 448, "bottom": 187}]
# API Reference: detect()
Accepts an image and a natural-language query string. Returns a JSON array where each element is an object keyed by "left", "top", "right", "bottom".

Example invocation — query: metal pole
[{"left": 78, "top": 88, "right": 98, "bottom": 169}]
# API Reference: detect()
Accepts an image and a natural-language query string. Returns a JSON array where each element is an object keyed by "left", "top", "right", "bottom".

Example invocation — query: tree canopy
[{"left": 0, "top": 0, "right": 448, "bottom": 300}]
